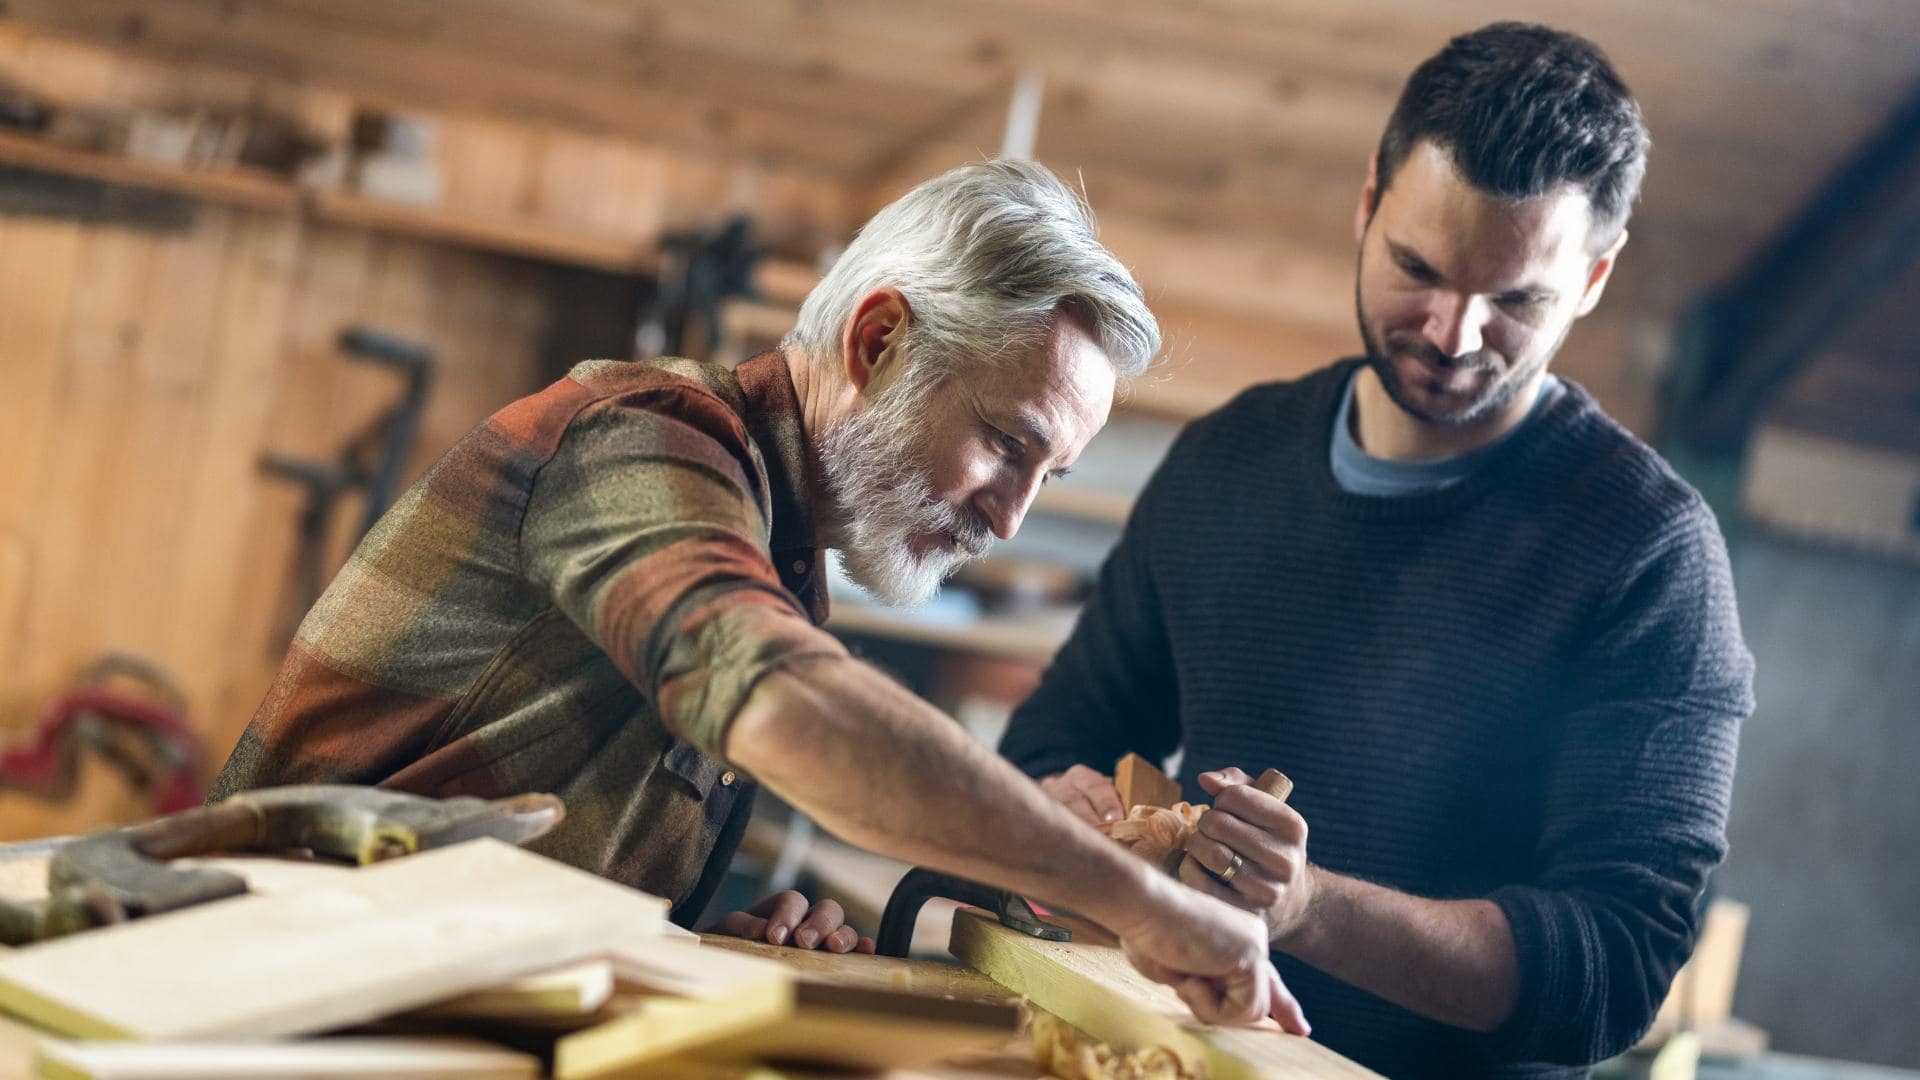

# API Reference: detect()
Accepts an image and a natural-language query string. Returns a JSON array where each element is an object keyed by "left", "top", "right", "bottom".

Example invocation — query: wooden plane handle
[{"left": 1252, "top": 768, "right": 1293, "bottom": 804}]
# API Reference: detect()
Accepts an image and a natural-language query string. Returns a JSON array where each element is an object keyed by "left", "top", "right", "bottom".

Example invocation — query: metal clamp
[{"left": 876, "top": 866, "right": 1071, "bottom": 958}]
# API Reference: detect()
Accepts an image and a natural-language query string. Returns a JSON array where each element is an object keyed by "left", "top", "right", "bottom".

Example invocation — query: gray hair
[{"left": 786, "top": 159, "right": 1159, "bottom": 384}]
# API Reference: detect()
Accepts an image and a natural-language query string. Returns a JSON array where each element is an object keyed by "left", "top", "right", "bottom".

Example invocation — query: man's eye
[
  {"left": 995, "top": 431, "right": 1024, "bottom": 459},
  {"left": 1397, "top": 259, "right": 1438, "bottom": 284}
]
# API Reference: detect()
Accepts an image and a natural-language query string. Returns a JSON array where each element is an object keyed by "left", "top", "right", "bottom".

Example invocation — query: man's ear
[
  {"left": 840, "top": 287, "right": 912, "bottom": 395},
  {"left": 1574, "top": 230, "right": 1628, "bottom": 318},
  {"left": 1354, "top": 153, "right": 1381, "bottom": 244}
]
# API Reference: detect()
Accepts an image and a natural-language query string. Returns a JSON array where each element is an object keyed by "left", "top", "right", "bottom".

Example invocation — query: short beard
[
  {"left": 815, "top": 366, "right": 996, "bottom": 607},
  {"left": 1354, "top": 277, "right": 1562, "bottom": 429}
]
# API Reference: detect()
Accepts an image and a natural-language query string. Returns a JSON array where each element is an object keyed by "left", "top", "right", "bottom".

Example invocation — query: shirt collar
[{"left": 735, "top": 350, "right": 829, "bottom": 622}]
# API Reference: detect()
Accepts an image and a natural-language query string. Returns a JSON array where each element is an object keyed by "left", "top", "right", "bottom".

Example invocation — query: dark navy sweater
[{"left": 1001, "top": 359, "right": 1753, "bottom": 1078}]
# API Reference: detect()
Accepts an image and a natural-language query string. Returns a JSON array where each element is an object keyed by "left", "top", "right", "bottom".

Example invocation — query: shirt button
[
  {"left": 791, "top": 559, "right": 808, "bottom": 575},
  {"left": 720, "top": 770, "right": 736, "bottom": 786}
]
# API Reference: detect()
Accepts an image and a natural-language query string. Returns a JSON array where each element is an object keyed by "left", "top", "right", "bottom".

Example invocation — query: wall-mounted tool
[
  {"left": 260, "top": 326, "right": 436, "bottom": 644},
  {"left": 634, "top": 215, "right": 763, "bottom": 361},
  {"left": 0, "top": 654, "right": 202, "bottom": 816}
]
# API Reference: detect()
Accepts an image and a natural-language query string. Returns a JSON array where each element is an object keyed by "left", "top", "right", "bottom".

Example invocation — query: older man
[
  {"left": 1004, "top": 24, "right": 1753, "bottom": 1077},
  {"left": 211, "top": 160, "right": 1304, "bottom": 1030}
]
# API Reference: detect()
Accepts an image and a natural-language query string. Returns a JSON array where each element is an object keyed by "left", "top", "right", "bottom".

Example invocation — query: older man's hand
[
  {"left": 706, "top": 890, "right": 876, "bottom": 953},
  {"left": 1177, "top": 768, "right": 1315, "bottom": 943},
  {"left": 1114, "top": 873, "right": 1311, "bottom": 1034},
  {"left": 1038, "top": 763, "right": 1125, "bottom": 824}
]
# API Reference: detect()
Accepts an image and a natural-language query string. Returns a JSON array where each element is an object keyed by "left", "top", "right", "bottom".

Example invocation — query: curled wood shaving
[
  {"left": 1030, "top": 1007, "right": 1202, "bottom": 1080},
  {"left": 1096, "top": 802, "right": 1207, "bottom": 862}
]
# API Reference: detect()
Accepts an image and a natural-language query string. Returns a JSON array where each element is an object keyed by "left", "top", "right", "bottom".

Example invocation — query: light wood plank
[
  {"left": 695, "top": 934, "right": 1013, "bottom": 1004},
  {"left": 678, "top": 980, "right": 1020, "bottom": 1072},
  {"left": 950, "top": 909, "right": 1380, "bottom": 1080},
  {"left": 0, "top": 839, "right": 667, "bottom": 1041},
  {"left": 553, "top": 939, "right": 795, "bottom": 1078},
  {"left": 408, "top": 960, "right": 615, "bottom": 1023},
  {"left": 35, "top": 1036, "right": 538, "bottom": 1079}
]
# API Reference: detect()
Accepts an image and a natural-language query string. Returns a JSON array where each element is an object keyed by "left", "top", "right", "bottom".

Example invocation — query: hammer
[{"left": 1, "top": 785, "right": 563, "bottom": 944}]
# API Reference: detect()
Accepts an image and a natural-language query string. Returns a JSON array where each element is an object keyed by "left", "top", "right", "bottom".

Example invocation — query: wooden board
[
  {"left": 680, "top": 981, "right": 1019, "bottom": 1072},
  {"left": 2, "top": 1012, "right": 49, "bottom": 1078},
  {"left": 949, "top": 909, "right": 1380, "bottom": 1080},
  {"left": 1114, "top": 753, "right": 1182, "bottom": 811},
  {"left": 554, "top": 940, "right": 795, "bottom": 1078},
  {"left": 696, "top": 934, "right": 1012, "bottom": 1004},
  {"left": 35, "top": 1036, "right": 538, "bottom": 1079},
  {"left": 407, "top": 959, "right": 615, "bottom": 1024},
  {"left": 0, "top": 839, "right": 667, "bottom": 1041},
  {"left": 556, "top": 934, "right": 1021, "bottom": 1078}
]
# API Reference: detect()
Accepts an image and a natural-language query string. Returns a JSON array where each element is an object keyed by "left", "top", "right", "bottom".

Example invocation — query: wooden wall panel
[
  {"left": 0, "top": 203, "right": 561, "bottom": 810},
  {"left": 0, "top": 28, "right": 571, "bottom": 820},
  {"left": 0, "top": 213, "right": 86, "bottom": 710}
]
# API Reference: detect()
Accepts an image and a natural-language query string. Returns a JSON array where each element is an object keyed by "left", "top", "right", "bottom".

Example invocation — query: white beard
[{"left": 816, "top": 377, "right": 995, "bottom": 607}]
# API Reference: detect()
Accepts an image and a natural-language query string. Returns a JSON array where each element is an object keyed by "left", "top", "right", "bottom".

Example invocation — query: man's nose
[
  {"left": 976, "top": 473, "right": 1043, "bottom": 541},
  {"left": 1423, "top": 292, "right": 1487, "bottom": 358}
]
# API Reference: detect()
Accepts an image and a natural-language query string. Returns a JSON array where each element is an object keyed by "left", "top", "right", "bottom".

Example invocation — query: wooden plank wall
[
  {"left": 0, "top": 200, "right": 560, "bottom": 820},
  {"left": 0, "top": 29, "right": 855, "bottom": 837}
]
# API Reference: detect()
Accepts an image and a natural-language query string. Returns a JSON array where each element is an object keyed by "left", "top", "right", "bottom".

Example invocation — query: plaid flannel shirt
[{"left": 211, "top": 351, "right": 845, "bottom": 923}]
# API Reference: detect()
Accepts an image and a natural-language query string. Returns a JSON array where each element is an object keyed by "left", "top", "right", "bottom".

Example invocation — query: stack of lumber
[{"left": 0, "top": 838, "right": 1022, "bottom": 1079}]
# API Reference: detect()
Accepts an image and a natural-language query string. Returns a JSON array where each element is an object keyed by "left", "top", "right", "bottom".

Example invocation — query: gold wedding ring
[{"left": 1217, "top": 851, "right": 1244, "bottom": 885}]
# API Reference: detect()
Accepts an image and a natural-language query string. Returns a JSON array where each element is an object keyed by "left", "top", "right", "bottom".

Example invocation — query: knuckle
[{"left": 1215, "top": 786, "right": 1249, "bottom": 816}]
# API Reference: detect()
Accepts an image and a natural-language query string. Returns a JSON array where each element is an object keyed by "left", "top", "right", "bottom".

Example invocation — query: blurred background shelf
[{"left": 0, "top": 127, "right": 298, "bottom": 210}]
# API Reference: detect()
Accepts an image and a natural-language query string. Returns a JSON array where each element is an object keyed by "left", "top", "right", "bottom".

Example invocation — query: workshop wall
[
  {"left": 1718, "top": 535, "right": 1920, "bottom": 1069},
  {"left": 0, "top": 26, "right": 863, "bottom": 836},
  {"left": 0, "top": 200, "right": 560, "bottom": 834}
]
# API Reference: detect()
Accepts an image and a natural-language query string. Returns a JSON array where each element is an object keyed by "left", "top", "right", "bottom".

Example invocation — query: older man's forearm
[
  {"left": 723, "top": 657, "right": 1157, "bottom": 931},
  {"left": 1278, "top": 869, "right": 1520, "bottom": 1033}
]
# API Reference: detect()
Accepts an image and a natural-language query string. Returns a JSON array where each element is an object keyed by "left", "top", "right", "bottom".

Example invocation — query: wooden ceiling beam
[{"left": 0, "top": 0, "right": 893, "bottom": 175}]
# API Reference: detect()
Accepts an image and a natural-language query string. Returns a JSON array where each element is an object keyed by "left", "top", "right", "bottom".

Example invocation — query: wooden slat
[
  {"left": 0, "top": 839, "right": 667, "bottom": 1041},
  {"left": 556, "top": 932, "right": 1021, "bottom": 1078},
  {"left": 552, "top": 941, "right": 794, "bottom": 1077},
  {"left": 694, "top": 934, "right": 1013, "bottom": 1004},
  {"left": 950, "top": 908, "right": 1381, "bottom": 1080},
  {"left": 35, "top": 1037, "right": 539, "bottom": 1079},
  {"left": 159, "top": 211, "right": 303, "bottom": 744},
  {"left": 408, "top": 960, "right": 616, "bottom": 1024},
  {"left": 680, "top": 980, "right": 1020, "bottom": 1072},
  {"left": 0, "top": 209, "right": 81, "bottom": 684}
]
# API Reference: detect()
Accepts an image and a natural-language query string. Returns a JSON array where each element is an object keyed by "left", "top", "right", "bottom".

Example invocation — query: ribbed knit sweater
[{"left": 1001, "top": 359, "right": 1753, "bottom": 1078}]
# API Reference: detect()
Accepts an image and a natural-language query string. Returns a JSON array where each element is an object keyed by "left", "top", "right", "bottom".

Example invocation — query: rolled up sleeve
[
  {"left": 521, "top": 391, "right": 846, "bottom": 762},
  {"left": 1489, "top": 511, "right": 1752, "bottom": 1065}
]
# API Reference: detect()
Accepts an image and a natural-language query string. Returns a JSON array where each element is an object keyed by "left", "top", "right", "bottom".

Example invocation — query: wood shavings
[
  {"left": 1096, "top": 802, "right": 1207, "bottom": 863},
  {"left": 1030, "top": 1007, "right": 1201, "bottom": 1080}
]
